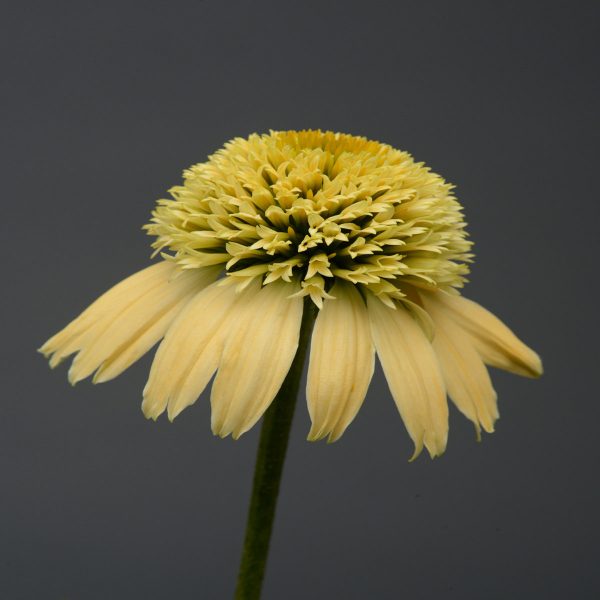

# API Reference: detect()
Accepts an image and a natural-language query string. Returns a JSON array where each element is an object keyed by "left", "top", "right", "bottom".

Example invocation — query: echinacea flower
[{"left": 40, "top": 130, "right": 542, "bottom": 459}]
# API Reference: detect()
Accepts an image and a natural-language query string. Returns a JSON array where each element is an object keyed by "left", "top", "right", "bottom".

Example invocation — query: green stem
[{"left": 234, "top": 298, "right": 317, "bottom": 600}]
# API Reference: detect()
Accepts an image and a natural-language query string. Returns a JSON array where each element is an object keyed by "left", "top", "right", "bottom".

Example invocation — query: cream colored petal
[
  {"left": 210, "top": 280, "right": 303, "bottom": 439},
  {"left": 426, "top": 291, "right": 543, "bottom": 378},
  {"left": 39, "top": 261, "right": 176, "bottom": 366},
  {"left": 367, "top": 294, "right": 448, "bottom": 459},
  {"left": 141, "top": 280, "right": 243, "bottom": 421},
  {"left": 399, "top": 298, "right": 435, "bottom": 342},
  {"left": 306, "top": 281, "right": 374, "bottom": 442},
  {"left": 67, "top": 265, "right": 220, "bottom": 384},
  {"left": 93, "top": 301, "right": 186, "bottom": 384},
  {"left": 422, "top": 295, "right": 498, "bottom": 438}
]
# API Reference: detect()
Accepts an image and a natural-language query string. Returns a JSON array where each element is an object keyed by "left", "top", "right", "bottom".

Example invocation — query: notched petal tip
[
  {"left": 210, "top": 415, "right": 231, "bottom": 439},
  {"left": 212, "top": 422, "right": 239, "bottom": 440},
  {"left": 408, "top": 446, "right": 445, "bottom": 461},
  {"left": 141, "top": 397, "right": 164, "bottom": 422},
  {"left": 48, "top": 354, "right": 64, "bottom": 369},
  {"left": 306, "top": 429, "right": 342, "bottom": 443},
  {"left": 91, "top": 369, "right": 110, "bottom": 385},
  {"left": 306, "top": 425, "right": 328, "bottom": 442},
  {"left": 39, "top": 340, "right": 69, "bottom": 369},
  {"left": 425, "top": 444, "right": 446, "bottom": 460},
  {"left": 474, "top": 416, "right": 496, "bottom": 442},
  {"left": 167, "top": 404, "right": 185, "bottom": 422},
  {"left": 422, "top": 429, "right": 448, "bottom": 460}
]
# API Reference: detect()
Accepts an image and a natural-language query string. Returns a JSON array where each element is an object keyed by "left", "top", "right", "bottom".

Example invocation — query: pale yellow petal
[
  {"left": 426, "top": 291, "right": 543, "bottom": 378},
  {"left": 93, "top": 301, "right": 185, "bottom": 384},
  {"left": 306, "top": 281, "right": 374, "bottom": 442},
  {"left": 422, "top": 295, "right": 498, "bottom": 438},
  {"left": 210, "top": 281, "right": 303, "bottom": 439},
  {"left": 399, "top": 298, "right": 435, "bottom": 342},
  {"left": 141, "top": 280, "right": 243, "bottom": 421},
  {"left": 39, "top": 261, "right": 175, "bottom": 366},
  {"left": 367, "top": 294, "right": 448, "bottom": 459},
  {"left": 67, "top": 265, "right": 220, "bottom": 384}
]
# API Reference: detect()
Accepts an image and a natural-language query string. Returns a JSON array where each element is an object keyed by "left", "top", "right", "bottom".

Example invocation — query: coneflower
[{"left": 40, "top": 130, "right": 542, "bottom": 598}]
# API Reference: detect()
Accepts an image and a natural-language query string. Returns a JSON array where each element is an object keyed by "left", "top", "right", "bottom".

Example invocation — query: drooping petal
[
  {"left": 210, "top": 280, "right": 304, "bottom": 439},
  {"left": 421, "top": 294, "right": 498, "bottom": 438},
  {"left": 39, "top": 261, "right": 176, "bottom": 367},
  {"left": 306, "top": 281, "right": 374, "bottom": 442},
  {"left": 65, "top": 264, "right": 220, "bottom": 384},
  {"left": 93, "top": 301, "right": 188, "bottom": 384},
  {"left": 367, "top": 294, "right": 448, "bottom": 459},
  {"left": 141, "top": 280, "right": 244, "bottom": 421},
  {"left": 424, "top": 291, "right": 543, "bottom": 378}
]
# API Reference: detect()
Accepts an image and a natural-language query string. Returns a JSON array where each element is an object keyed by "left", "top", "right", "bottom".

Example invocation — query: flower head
[
  {"left": 40, "top": 130, "right": 542, "bottom": 459},
  {"left": 146, "top": 130, "right": 472, "bottom": 308}
]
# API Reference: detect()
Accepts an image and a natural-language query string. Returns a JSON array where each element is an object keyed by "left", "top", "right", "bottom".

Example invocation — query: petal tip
[
  {"left": 307, "top": 425, "right": 325, "bottom": 442},
  {"left": 141, "top": 400, "right": 162, "bottom": 421},
  {"left": 531, "top": 354, "right": 544, "bottom": 378},
  {"left": 408, "top": 442, "right": 424, "bottom": 463},
  {"left": 211, "top": 421, "right": 229, "bottom": 439},
  {"left": 92, "top": 370, "right": 109, "bottom": 385},
  {"left": 67, "top": 371, "right": 79, "bottom": 387}
]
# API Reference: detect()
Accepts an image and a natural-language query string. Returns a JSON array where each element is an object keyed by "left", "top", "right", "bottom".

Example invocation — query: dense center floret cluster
[{"left": 146, "top": 130, "right": 472, "bottom": 306}]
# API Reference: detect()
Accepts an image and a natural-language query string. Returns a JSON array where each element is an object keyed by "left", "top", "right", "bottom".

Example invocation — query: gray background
[{"left": 3, "top": 1, "right": 599, "bottom": 598}]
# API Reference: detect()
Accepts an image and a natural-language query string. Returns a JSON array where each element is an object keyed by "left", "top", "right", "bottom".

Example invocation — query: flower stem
[{"left": 234, "top": 298, "right": 317, "bottom": 600}]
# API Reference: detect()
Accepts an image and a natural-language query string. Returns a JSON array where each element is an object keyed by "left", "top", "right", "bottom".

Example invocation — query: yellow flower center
[{"left": 146, "top": 130, "right": 472, "bottom": 306}]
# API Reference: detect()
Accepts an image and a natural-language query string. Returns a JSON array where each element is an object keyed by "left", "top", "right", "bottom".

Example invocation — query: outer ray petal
[
  {"left": 367, "top": 294, "right": 448, "bottom": 459},
  {"left": 141, "top": 280, "right": 246, "bottom": 421},
  {"left": 93, "top": 301, "right": 187, "bottom": 383},
  {"left": 421, "top": 294, "right": 498, "bottom": 438},
  {"left": 210, "top": 280, "right": 303, "bottom": 439},
  {"left": 66, "top": 265, "right": 220, "bottom": 384},
  {"left": 39, "top": 261, "right": 176, "bottom": 366},
  {"left": 306, "top": 281, "right": 374, "bottom": 442},
  {"left": 425, "top": 291, "right": 543, "bottom": 378}
]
